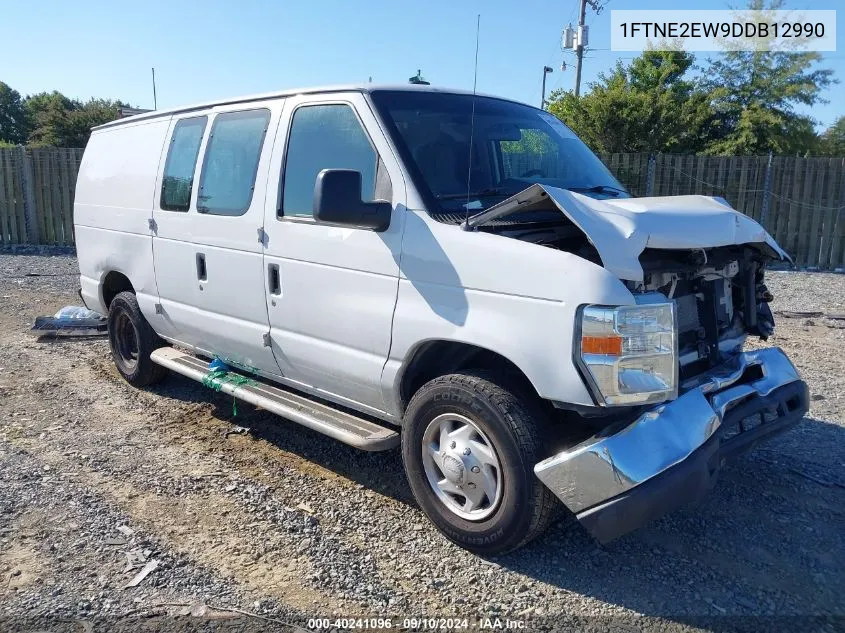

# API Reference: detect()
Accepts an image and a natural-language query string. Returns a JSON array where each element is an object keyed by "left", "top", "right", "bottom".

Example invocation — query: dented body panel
[{"left": 467, "top": 183, "right": 789, "bottom": 281}]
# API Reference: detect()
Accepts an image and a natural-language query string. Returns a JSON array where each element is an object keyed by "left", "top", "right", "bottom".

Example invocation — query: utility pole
[
  {"left": 563, "top": 0, "right": 603, "bottom": 97},
  {"left": 574, "top": 0, "right": 587, "bottom": 97}
]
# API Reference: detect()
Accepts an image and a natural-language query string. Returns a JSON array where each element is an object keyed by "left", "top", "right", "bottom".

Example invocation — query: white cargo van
[{"left": 75, "top": 85, "right": 808, "bottom": 554}]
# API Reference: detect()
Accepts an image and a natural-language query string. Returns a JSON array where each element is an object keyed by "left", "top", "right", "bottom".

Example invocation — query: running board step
[{"left": 150, "top": 348, "right": 399, "bottom": 451}]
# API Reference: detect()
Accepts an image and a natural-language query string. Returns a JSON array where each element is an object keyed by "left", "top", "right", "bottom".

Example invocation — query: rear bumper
[{"left": 534, "top": 347, "right": 809, "bottom": 543}]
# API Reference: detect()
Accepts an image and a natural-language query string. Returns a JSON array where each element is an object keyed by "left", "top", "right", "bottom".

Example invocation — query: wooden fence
[
  {"left": 0, "top": 147, "right": 83, "bottom": 248},
  {"left": 1, "top": 147, "right": 844, "bottom": 269},
  {"left": 601, "top": 153, "right": 845, "bottom": 270}
]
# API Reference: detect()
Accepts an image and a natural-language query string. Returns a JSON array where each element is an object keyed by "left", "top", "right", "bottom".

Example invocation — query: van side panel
[{"left": 74, "top": 118, "right": 171, "bottom": 317}]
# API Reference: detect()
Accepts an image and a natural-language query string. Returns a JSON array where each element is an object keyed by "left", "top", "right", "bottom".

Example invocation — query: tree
[
  {"left": 547, "top": 50, "right": 714, "bottom": 154},
  {"left": 24, "top": 92, "right": 125, "bottom": 147},
  {"left": 820, "top": 116, "right": 845, "bottom": 157},
  {"left": 0, "top": 81, "right": 27, "bottom": 144},
  {"left": 703, "top": 0, "right": 835, "bottom": 155},
  {"left": 24, "top": 91, "right": 74, "bottom": 146},
  {"left": 64, "top": 99, "right": 125, "bottom": 147},
  {"left": 628, "top": 50, "right": 715, "bottom": 153},
  {"left": 0, "top": 83, "right": 129, "bottom": 147}
]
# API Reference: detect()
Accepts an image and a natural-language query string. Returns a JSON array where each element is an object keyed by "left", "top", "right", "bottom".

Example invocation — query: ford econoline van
[{"left": 74, "top": 85, "right": 808, "bottom": 554}]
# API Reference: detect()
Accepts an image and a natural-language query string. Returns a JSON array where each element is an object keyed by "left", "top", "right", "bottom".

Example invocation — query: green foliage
[
  {"left": 703, "top": 49, "right": 834, "bottom": 155},
  {"left": 0, "top": 82, "right": 27, "bottom": 145},
  {"left": 501, "top": 128, "right": 556, "bottom": 154},
  {"left": 546, "top": 0, "right": 836, "bottom": 157},
  {"left": 66, "top": 99, "right": 125, "bottom": 147},
  {"left": 24, "top": 91, "right": 74, "bottom": 146},
  {"left": 702, "top": 0, "right": 835, "bottom": 154},
  {"left": 0, "top": 83, "right": 128, "bottom": 147},
  {"left": 26, "top": 93, "right": 126, "bottom": 147},
  {"left": 820, "top": 116, "right": 845, "bottom": 157},
  {"left": 547, "top": 50, "right": 714, "bottom": 154}
]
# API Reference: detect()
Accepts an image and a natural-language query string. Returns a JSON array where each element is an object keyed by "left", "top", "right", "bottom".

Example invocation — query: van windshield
[{"left": 369, "top": 90, "right": 627, "bottom": 217}]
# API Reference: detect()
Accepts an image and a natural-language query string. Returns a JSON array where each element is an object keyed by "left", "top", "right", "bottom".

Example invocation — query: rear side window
[
  {"left": 197, "top": 109, "right": 270, "bottom": 216},
  {"left": 161, "top": 116, "right": 207, "bottom": 211},
  {"left": 282, "top": 104, "right": 377, "bottom": 218}
]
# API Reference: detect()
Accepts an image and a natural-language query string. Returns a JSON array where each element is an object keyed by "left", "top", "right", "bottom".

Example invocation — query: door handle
[
  {"left": 196, "top": 253, "right": 207, "bottom": 281},
  {"left": 268, "top": 263, "right": 281, "bottom": 295}
]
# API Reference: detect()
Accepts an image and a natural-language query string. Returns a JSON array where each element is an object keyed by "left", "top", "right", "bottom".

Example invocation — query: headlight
[{"left": 577, "top": 303, "right": 677, "bottom": 406}]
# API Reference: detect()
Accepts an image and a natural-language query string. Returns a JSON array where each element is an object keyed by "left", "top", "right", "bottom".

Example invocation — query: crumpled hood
[{"left": 466, "top": 184, "right": 789, "bottom": 281}]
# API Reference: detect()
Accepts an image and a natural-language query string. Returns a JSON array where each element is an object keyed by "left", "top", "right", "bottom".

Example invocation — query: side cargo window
[
  {"left": 197, "top": 109, "right": 271, "bottom": 216},
  {"left": 160, "top": 116, "right": 207, "bottom": 211},
  {"left": 281, "top": 103, "right": 390, "bottom": 218}
]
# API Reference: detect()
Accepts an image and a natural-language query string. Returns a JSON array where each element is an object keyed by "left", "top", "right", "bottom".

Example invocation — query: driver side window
[{"left": 281, "top": 104, "right": 383, "bottom": 218}]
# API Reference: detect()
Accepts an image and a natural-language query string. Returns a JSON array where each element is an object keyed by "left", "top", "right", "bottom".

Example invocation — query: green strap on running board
[{"left": 201, "top": 369, "right": 257, "bottom": 417}]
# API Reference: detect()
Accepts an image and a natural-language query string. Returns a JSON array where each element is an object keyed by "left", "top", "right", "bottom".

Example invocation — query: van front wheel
[
  {"left": 108, "top": 291, "right": 168, "bottom": 388},
  {"left": 401, "top": 371, "right": 557, "bottom": 555}
]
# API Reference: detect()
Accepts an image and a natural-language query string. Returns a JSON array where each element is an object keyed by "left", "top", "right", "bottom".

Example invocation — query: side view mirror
[{"left": 312, "top": 169, "right": 391, "bottom": 232}]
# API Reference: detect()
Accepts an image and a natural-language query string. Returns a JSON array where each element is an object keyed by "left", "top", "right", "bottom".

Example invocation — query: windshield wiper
[
  {"left": 437, "top": 187, "right": 512, "bottom": 200},
  {"left": 568, "top": 184, "right": 627, "bottom": 197}
]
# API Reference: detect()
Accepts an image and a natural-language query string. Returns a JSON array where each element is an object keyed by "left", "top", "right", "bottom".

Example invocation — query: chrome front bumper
[{"left": 535, "top": 347, "right": 809, "bottom": 543}]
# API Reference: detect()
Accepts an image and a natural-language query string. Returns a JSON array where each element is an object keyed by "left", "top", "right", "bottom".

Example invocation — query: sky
[{"left": 1, "top": 0, "right": 843, "bottom": 130}]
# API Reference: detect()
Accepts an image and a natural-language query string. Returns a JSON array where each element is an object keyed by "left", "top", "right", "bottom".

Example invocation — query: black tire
[
  {"left": 107, "top": 291, "right": 168, "bottom": 388},
  {"left": 402, "top": 371, "right": 557, "bottom": 555}
]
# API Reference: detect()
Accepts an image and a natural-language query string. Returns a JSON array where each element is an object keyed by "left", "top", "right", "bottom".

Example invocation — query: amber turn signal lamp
[{"left": 581, "top": 335, "right": 623, "bottom": 356}]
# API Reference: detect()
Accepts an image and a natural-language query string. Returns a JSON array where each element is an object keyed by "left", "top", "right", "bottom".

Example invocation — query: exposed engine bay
[
  {"left": 477, "top": 218, "right": 602, "bottom": 265},
  {"left": 466, "top": 184, "right": 785, "bottom": 384},
  {"left": 633, "top": 246, "right": 775, "bottom": 380},
  {"left": 485, "top": 220, "right": 776, "bottom": 381},
  {"left": 479, "top": 214, "right": 777, "bottom": 381}
]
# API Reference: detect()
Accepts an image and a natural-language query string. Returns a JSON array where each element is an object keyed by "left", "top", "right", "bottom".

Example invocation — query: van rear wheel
[
  {"left": 108, "top": 291, "right": 168, "bottom": 387},
  {"left": 401, "top": 371, "right": 557, "bottom": 555}
]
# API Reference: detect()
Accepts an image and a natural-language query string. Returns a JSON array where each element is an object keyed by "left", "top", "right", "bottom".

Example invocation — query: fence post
[
  {"left": 759, "top": 151, "right": 774, "bottom": 229},
  {"left": 17, "top": 146, "right": 38, "bottom": 244},
  {"left": 645, "top": 153, "right": 656, "bottom": 197}
]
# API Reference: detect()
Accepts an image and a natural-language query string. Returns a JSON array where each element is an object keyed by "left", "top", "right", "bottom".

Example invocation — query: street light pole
[{"left": 541, "top": 66, "right": 553, "bottom": 109}]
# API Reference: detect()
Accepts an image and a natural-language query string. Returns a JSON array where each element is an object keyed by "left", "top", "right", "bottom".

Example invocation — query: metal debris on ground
[
  {"left": 177, "top": 602, "right": 237, "bottom": 620},
  {"left": 123, "top": 548, "right": 148, "bottom": 573},
  {"left": 31, "top": 306, "right": 107, "bottom": 337},
  {"left": 296, "top": 502, "right": 315, "bottom": 515},
  {"left": 776, "top": 310, "right": 845, "bottom": 321},
  {"left": 123, "top": 559, "right": 159, "bottom": 589},
  {"left": 115, "top": 525, "right": 134, "bottom": 538}
]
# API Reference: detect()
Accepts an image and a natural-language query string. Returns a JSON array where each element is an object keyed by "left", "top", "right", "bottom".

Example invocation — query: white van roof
[{"left": 93, "top": 84, "right": 527, "bottom": 131}]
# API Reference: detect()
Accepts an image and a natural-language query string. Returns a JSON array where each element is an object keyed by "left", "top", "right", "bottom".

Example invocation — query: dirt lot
[{"left": 1, "top": 248, "right": 843, "bottom": 632}]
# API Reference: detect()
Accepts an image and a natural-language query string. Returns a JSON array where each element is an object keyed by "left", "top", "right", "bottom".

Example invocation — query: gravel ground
[{"left": 1, "top": 248, "right": 843, "bottom": 633}]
